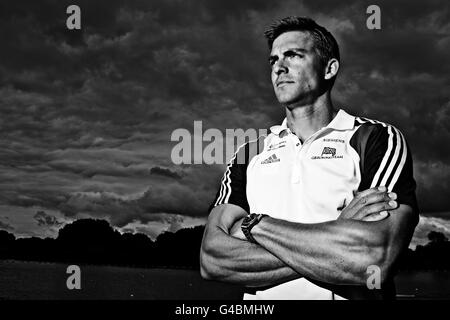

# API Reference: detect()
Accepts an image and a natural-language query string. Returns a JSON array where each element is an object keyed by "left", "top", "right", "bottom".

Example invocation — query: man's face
[{"left": 269, "top": 31, "right": 325, "bottom": 105}]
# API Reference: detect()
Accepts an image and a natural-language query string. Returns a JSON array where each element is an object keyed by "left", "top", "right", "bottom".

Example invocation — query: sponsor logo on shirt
[
  {"left": 267, "top": 140, "right": 287, "bottom": 151},
  {"left": 323, "top": 138, "right": 345, "bottom": 144},
  {"left": 261, "top": 154, "right": 280, "bottom": 164},
  {"left": 311, "top": 146, "right": 343, "bottom": 160}
]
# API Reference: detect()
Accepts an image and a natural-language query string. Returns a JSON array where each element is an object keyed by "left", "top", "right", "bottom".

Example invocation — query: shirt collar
[
  {"left": 269, "top": 118, "right": 290, "bottom": 136},
  {"left": 270, "top": 109, "right": 355, "bottom": 136},
  {"left": 327, "top": 109, "right": 355, "bottom": 130}
]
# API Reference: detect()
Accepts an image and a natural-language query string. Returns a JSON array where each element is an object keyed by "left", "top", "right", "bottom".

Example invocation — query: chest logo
[
  {"left": 322, "top": 147, "right": 336, "bottom": 157},
  {"left": 261, "top": 154, "right": 280, "bottom": 164},
  {"left": 311, "top": 146, "right": 343, "bottom": 160}
]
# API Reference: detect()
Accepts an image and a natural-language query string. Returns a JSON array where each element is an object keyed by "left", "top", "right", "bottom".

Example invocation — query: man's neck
[{"left": 284, "top": 93, "right": 337, "bottom": 143}]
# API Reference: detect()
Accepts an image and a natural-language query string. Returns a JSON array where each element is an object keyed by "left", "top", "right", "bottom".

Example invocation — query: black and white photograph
[{"left": 0, "top": 0, "right": 449, "bottom": 310}]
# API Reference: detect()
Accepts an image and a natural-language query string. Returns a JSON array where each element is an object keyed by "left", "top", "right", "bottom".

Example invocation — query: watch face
[
  {"left": 243, "top": 213, "right": 260, "bottom": 229},
  {"left": 243, "top": 214, "right": 257, "bottom": 227},
  {"left": 242, "top": 215, "right": 253, "bottom": 228},
  {"left": 241, "top": 214, "right": 258, "bottom": 244}
]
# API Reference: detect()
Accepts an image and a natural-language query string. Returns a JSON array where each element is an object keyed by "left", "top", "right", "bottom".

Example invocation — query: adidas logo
[{"left": 261, "top": 154, "right": 280, "bottom": 164}]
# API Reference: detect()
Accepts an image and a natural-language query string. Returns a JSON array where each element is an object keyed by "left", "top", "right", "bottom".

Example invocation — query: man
[{"left": 200, "top": 16, "right": 418, "bottom": 300}]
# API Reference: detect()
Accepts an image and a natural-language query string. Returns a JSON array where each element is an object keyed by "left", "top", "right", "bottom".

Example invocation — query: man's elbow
[
  {"left": 343, "top": 236, "right": 390, "bottom": 285},
  {"left": 199, "top": 239, "right": 227, "bottom": 281},
  {"left": 200, "top": 261, "right": 213, "bottom": 280},
  {"left": 375, "top": 208, "right": 419, "bottom": 283},
  {"left": 199, "top": 247, "right": 215, "bottom": 280},
  {"left": 340, "top": 249, "right": 386, "bottom": 286},
  {"left": 362, "top": 242, "right": 397, "bottom": 285}
]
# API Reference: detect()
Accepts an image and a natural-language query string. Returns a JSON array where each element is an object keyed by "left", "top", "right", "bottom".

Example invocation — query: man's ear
[{"left": 324, "top": 58, "right": 339, "bottom": 80}]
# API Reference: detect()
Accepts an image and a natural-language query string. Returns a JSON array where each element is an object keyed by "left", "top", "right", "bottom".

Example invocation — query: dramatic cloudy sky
[{"left": 0, "top": 0, "right": 449, "bottom": 245}]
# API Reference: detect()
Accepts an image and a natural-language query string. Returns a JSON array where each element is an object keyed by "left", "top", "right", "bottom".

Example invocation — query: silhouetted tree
[
  {"left": 0, "top": 230, "right": 15, "bottom": 243},
  {"left": 427, "top": 231, "right": 448, "bottom": 243},
  {"left": 154, "top": 225, "right": 205, "bottom": 268},
  {"left": 0, "top": 230, "right": 16, "bottom": 259}
]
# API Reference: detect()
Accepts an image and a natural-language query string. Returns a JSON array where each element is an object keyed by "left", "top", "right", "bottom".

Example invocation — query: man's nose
[{"left": 273, "top": 59, "right": 288, "bottom": 75}]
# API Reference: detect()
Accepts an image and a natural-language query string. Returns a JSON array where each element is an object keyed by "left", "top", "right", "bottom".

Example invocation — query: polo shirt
[{"left": 210, "top": 109, "right": 418, "bottom": 300}]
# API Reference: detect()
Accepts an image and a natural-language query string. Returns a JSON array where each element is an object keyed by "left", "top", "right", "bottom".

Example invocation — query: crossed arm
[
  {"left": 200, "top": 187, "right": 418, "bottom": 288},
  {"left": 200, "top": 203, "right": 299, "bottom": 287}
]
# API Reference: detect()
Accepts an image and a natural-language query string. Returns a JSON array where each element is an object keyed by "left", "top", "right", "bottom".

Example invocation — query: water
[
  {"left": 1, "top": 260, "right": 449, "bottom": 300},
  {"left": 0, "top": 260, "right": 243, "bottom": 300},
  {"left": 395, "top": 270, "right": 450, "bottom": 299}
]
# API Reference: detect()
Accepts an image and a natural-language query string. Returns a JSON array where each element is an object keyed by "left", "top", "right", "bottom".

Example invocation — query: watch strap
[{"left": 241, "top": 213, "right": 266, "bottom": 244}]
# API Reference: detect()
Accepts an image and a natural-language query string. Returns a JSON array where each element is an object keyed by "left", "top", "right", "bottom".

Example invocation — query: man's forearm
[
  {"left": 252, "top": 216, "right": 387, "bottom": 285},
  {"left": 200, "top": 224, "right": 301, "bottom": 287}
]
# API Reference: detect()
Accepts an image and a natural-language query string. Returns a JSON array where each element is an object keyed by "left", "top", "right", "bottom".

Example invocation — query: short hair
[{"left": 264, "top": 16, "right": 340, "bottom": 86}]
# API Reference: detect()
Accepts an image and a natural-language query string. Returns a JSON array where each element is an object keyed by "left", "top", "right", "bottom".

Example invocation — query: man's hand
[{"left": 338, "top": 186, "right": 398, "bottom": 222}]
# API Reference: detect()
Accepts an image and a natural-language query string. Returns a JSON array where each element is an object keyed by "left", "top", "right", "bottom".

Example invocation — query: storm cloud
[
  {"left": 0, "top": 220, "right": 14, "bottom": 232},
  {"left": 33, "top": 211, "right": 64, "bottom": 227}
]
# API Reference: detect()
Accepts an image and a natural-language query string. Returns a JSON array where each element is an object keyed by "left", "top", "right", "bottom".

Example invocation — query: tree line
[
  {"left": 0, "top": 219, "right": 204, "bottom": 269},
  {"left": 1, "top": 219, "right": 450, "bottom": 271}
]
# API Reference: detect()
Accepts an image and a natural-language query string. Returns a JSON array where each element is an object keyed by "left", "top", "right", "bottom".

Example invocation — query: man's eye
[{"left": 287, "top": 53, "right": 302, "bottom": 59}]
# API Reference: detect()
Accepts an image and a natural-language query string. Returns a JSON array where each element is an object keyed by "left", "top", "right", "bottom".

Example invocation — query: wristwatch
[{"left": 241, "top": 213, "right": 267, "bottom": 244}]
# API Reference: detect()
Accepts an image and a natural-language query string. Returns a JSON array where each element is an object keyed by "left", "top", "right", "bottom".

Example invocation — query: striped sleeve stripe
[
  {"left": 357, "top": 117, "right": 392, "bottom": 189},
  {"left": 355, "top": 117, "right": 367, "bottom": 126},
  {"left": 377, "top": 126, "right": 402, "bottom": 188},
  {"left": 214, "top": 151, "right": 238, "bottom": 206},
  {"left": 370, "top": 125, "right": 395, "bottom": 188},
  {"left": 387, "top": 130, "right": 408, "bottom": 191},
  {"left": 213, "top": 135, "right": 266, "bottom": 206},
  {"left": 357, "top": 118, "right": 408, "bottom": 192},
  {"left": 223, "top": 154, "right": 236, "bottom": 203}
]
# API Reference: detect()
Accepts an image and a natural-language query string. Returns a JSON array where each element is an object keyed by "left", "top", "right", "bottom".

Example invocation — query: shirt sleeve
[
  {"left": 208, "top": 143, "right": 250, "bottom": 213},
  {"left": 356, "top": 123, "right": 419, "bottom": 213}
]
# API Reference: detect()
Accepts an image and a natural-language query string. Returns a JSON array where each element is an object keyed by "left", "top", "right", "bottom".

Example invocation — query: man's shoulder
[
  {"left": 354, "top": 115, "right": 403, "bottom": 132},
  {"left": 349, "top": 114, "right": 409, "bottom": 156},
  {"left": 352, "top": 115, "right": 406, "bottom": 141}
]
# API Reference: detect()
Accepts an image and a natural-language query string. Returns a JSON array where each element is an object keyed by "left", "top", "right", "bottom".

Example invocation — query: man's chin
[
  {"left": 277, "top": 98, "right": 305, "bottom": 108},
  {"left": 276, "top": 95, "right": 296, "bottom": 106},
  {"left": 276, "top": 94, "right": 313, "bottom": 108}
]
